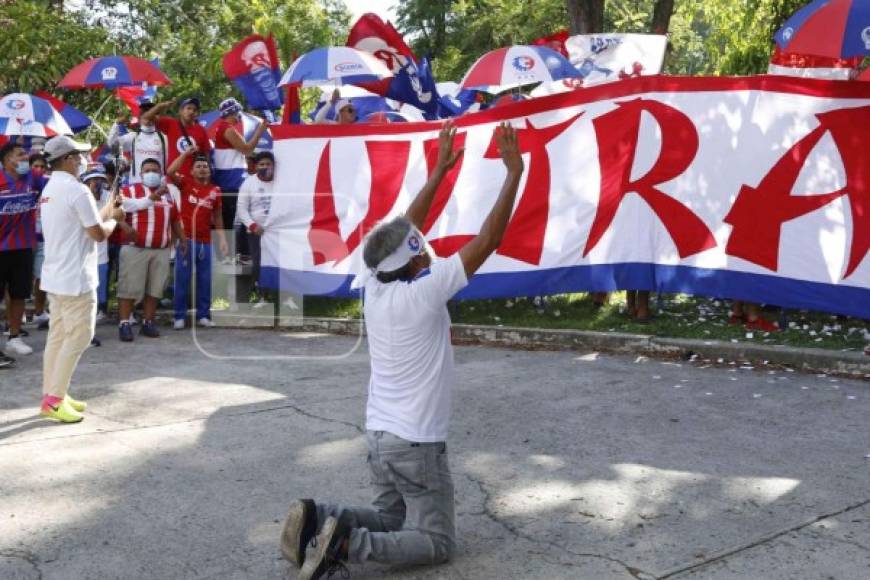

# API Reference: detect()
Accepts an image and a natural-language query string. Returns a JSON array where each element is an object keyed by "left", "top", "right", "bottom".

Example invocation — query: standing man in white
[
  {"left": 281, "top": 122, "right": 524, "bottom": 579},
  {"left": 39, "top": 136, "right": 124, "bottom": 423}
]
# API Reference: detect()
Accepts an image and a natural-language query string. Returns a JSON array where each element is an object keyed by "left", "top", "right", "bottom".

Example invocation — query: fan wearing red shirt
[
  {"left": 140, "top": 97, "right": 211, "bottom": 176},
  {"left": 167, "top": 147, "right": 228, "bottom": 329}
]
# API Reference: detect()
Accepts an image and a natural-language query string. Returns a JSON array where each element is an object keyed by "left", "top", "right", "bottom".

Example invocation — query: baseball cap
[
  {"left": 81, "top": 162, "right": 108, "bottom": 183},
  {"left": 44, "top": 135, "right": 91, "bottom": 162},
  {"left": 179, "top": 97, "right": 201, "bottom": 110},
  {"left": 219, "top": 98, "right": 243, "bottom": 118}
]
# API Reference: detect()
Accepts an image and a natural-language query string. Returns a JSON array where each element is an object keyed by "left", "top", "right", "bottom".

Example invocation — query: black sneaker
[
  {"left": 280, "top": 499, "right": 318, "bottom": 568},
  {"left": 140, "top": 320, "right": 160, "bottom": 338},
  {"left": 0, "top": 353, "right": 15, "bottom": 369},
  {"left": 119, "top": 322, "right": 134, "bottom": 342},
  {"left": 298, "top": 516, "right": 349, "bottom": 580}
]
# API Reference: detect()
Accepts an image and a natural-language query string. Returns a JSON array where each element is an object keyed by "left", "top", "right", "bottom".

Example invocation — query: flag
[
  {"left": 114, "top": 58, "right": 160, "bottom": 117},
  {"left": 347, "top": 13, "right": 441, "bottom": 118},
  {"left": 767, "top": 46, "right": 859, "bottom": 80},
  {"left": 532, "top": 30, "right": 570, "bottom": 58},
  {"left": 564, "top": 33, "right": 667, "bottom": 86},
  {"left": 223, "top": 34, "right": 284, "bottom": 111}
]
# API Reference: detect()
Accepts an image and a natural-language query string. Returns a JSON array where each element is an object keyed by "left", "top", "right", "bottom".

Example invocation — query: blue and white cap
[
  {"left": 219, "top": 98, "right": 243, "bottom": 118},
  {"left": 351, "top": 225, "right": 426, "bottom": 290}
]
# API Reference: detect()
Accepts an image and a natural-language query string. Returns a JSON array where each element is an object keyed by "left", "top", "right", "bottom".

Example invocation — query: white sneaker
[
  {"left": 33, "top": 312, "right": 50, "bottom": 325},
  {"left": 173, "top": 319, "right": 185, "bottom": 330},
  {"left": 253, "top": 299, "right": 269, "bottom": 310},
  {"left": 197, "top": 317, "right": 216, "bottom": 328},
  {"left": 95, "top": 310, "right": 106, "bottom": 322},
  {"left": 5, "top": 337, "right": 33, "bottom": 356},
  {"left": 129, "top": 315, "right": 139, "bottom": 326}
]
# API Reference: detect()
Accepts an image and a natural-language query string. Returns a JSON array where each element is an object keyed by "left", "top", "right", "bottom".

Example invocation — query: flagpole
[{"left": 86, "top": 95, "right": 113, "bottom": 141}]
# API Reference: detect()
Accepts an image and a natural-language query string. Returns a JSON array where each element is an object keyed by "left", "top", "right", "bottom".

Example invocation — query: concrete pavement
[{"left": 1, "top": 326, "right": 868, "bottom": 579}]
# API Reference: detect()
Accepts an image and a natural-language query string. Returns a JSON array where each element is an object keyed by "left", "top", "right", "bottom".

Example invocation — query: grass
[{"left": 302, "top": 292, "right": 869, "bottom": 352}]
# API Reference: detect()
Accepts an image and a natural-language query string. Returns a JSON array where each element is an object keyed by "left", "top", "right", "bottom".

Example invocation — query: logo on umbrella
[
  {"left": 5, "top": 99, "right": 26, "bottom": 110},
  {"left": 334, "top": 62, "right": 364, "bottom": 73},
  {"left": 782, "top": 27, "right": 794, "bottom": 41},
  {"left": 862, "top": 26, "right": 870, "bottom": 50},
  {"left": 101, "top": 67, "right": 118, "bottom": 81},
  {"left": 512, "top": 56, "right": 536, "bottom": 72}
]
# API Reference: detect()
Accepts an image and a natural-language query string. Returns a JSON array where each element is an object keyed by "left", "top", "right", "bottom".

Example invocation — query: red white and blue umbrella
[
  {"left": 58, "top": 55, "right": 171, "bottom": 89},
  {"left": 363, "top": 111, "right": 413, "bottom": 123},
  {"left": 0, "top": 93, "right": 73, "bottom": 137},
  {"left": 279, "top": 46, "right": 393, "bottom": 87},
  {"left": 460, "top": 45, "right": 581, "bottom": 92},
  {"left": 775, "top": 0, "right": 870, "bottom": 59},
  {"left": 198, "top": 110, "right": 273, "bottom": 150},
  {"left": 34, "top": 91, "right": 92, "bottom": 133}
]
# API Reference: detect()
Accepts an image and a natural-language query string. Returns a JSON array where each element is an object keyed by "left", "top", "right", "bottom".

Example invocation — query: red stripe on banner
[
  {"left": 271, "top": 75, "right": 870, "bottom": 140},
  {"left": 421, "top": 132, "right": 467, "bottom": 235}
]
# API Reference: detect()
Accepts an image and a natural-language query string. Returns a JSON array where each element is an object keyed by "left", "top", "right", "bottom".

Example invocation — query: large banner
[{"left": 262, "top": 76, "right": 870, "bottom": 318}]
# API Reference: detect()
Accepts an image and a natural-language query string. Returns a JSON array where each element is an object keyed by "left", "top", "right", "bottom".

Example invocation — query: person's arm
[
  {"left": 457, "top": 123, "right": 524, "bottom": 278},
  {"left": 223, "top": 120, "right": 268, "bottom": 156},
  {"left": 140, "top": 99, "right": 175, "bottom": 127},
  {"left": 213, "top": 202, "right": 229, "bottom": 256},
  {"left": 75, "top": 189, "right": 122, "bottom": 242},
  {"left": 404, "top": 121, "right": 463, "bottom": 230},
  {"left": 119, "top": 186, "right": 156, "bottom": 211},
  {"left": 166, "top": 145, "right": 197, "bottom": 182},
  {"left": 107, "top": 116, "right": 125, "bottom": 148},
  {"left": 313, "top": 90, "right": 339, "bottom": 125},
  {"left": 236, "top": 181, "right": 256, "bottom": 231}
]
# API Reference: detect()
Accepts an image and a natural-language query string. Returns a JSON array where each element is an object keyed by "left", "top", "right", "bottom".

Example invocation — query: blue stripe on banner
[{"left": 259, "top": 263, "right": 870, "bottom": 319}]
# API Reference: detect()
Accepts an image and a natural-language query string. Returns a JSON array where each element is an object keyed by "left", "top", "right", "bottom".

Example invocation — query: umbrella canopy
[
  {"left": 34, "top": 91, "right": 92, "bottom": 133},
  {"left": 363, "top": 111, "right": 413, "bottom": 123},
  {"left": 859, "top": 67, "right": 870, "bottom": 81},
  {"left": 460, "top": 45, "right": 581, "bottom": 92},
  {"left": 58, "top": 55, "right": 171, "bottom": 89},
  {"left": 0, "top": 93, "right": 73, "bottom": 137},
  {"left": 775, "top": 0, "right": 870, "bottom": 59},
  {"left": 198, "top": 110, "right": 273, "bottom": 150},
  {"left": 279, "top": 46, "right": 393, "bottom": 87}
]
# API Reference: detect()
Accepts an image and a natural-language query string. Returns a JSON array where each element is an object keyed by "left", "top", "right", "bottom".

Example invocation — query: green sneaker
[
  {"left": 41, "top": 399, "right": 84, "bottom": 423},
  {"left": 64, "top": 394, "right": 87, "bottom": 413}
]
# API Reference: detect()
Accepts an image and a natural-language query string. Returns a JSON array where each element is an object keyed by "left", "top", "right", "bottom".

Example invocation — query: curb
[{"left": 298, "top": 317, "right": 870, "bottom": 379}]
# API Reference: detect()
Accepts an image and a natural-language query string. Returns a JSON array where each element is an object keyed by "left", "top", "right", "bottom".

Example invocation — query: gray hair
[{"left": 363, "top": 217, "right": 412, "bottom": 270}]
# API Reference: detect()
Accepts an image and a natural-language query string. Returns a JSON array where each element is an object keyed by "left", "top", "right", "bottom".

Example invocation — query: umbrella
[
  {"left": 460, "top": 45, "right": 581, "bottom": 92},
  {"left": 363, "top": 111, "right": 413, "bottom": 123},
  {"left": 279, "top": 46, "right": 393, "bottom": 87},
  {"left": 775, "top": 0, "right": 870, "bottom": 60},
  {"left": 34, "top": 91, "right": 92, "bottom": 133},
  {"left": 58, "top": 55, "right": 171, "bottom": 90},
  {"left": 198, "top": 110, "right": 273, "bottom": 150},
  {"left": 0, "top": 93, "right": 73, "bottom": 137},
  {"left": 859, "top": 67, "right": 870, "bottom": 81}
]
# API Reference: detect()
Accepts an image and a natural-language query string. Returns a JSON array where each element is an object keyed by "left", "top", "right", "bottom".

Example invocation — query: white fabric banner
[
  {"left": 564, "top": 33, "right": 667, "bottom": 86},
  {"left": 262, "top": 76, "right": 870, "bottom": 317}
]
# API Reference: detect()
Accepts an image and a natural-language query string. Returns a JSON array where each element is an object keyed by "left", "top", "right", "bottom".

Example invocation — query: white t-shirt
[
  {"left": 237, "top": 173, "right": 273, "bottom": 229},
  {"left": 39, "top": 171, "right": 101, "bottom": 295},
  {"left": 108, "top": 124, "right": 167, "bottom": 183},
  {"left": 364, "top": 253, "right": 468, "bottom": 442}
]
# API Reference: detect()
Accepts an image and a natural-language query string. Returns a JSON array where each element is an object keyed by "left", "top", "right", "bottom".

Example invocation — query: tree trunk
[
  {"left": 566, "top": 0, "right": 604, "bottom": 34},
  {"left": 651, "top": 0, "right": 675, "bottom": 34}
]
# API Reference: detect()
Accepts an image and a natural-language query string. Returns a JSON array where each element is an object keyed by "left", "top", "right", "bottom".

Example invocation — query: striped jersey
[
  {"left": 120, "top": 183, "right": 180, "bottom": 249},
  {"left": 212, "top": 118, "right": 247, "bottom": 193},
  {"left": 0, "top": 170, "right": 47, "bottom": 251}
]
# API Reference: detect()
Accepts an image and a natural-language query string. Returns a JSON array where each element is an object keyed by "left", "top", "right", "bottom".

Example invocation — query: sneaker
[
  {"left": 38, "top": 318, "right": 50, "bottom": 331},
  {"left": 33, "top": 312, "right": 50, "bottom": 326},
  {"left": 64, "top": 394, "right": 87, "bottom": 413},
  {"left": 128, "top": 314, "right": 139, "bottom": 326},
  {"left": 280, "top": 499, "right": 318, "bottom": 568},
  {"left": 197, "top": 317, "right": 216, "bottom": 328},
  {"left": 5, "top": 337, "right": 33, "bottom": 356},
  {"left": 745, "top": 317, "right": 779, "bottom": 333},
  {"left": 173, "top": 319, "right": 185, "bottom": 331},
  {"left": 119, "top": 322, "right": 134, "bottom": 342},
  {"left": 140, "top": 320, "right": 160, "bottom": 338},
  {"left": 253, "top": 299, "right": 270, "bottom": 310},
  {"left": 298, "top": 516, "right": 349, "bottom": 580},
  {"left": 95, "top": 310, "right": 106, "bottom": 322},
  {"left": 40, "top": 398, "right": 84, "bottom": 423},
  {"left": 0, "top": 353, "right": 15, "bottom": 369},
  {"left": 91, "top": 336, "right": 102, "bottom": 347}
]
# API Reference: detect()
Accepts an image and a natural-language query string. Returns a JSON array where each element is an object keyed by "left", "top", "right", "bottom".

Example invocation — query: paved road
[{"left": 1, "top": 326, "right": 868, "bottom": 579}]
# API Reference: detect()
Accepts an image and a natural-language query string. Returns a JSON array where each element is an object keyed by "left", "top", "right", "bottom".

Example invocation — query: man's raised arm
[
  {"left": 458, "top": 123, "right": 524, "bottom": 279},
  {"left": 404, "top": 120, "right": 464, "bottom": 230}
]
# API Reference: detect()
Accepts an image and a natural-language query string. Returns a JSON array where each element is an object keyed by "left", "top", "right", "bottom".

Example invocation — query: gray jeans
[{"left": 316, "top": 430, "right": 456, "bottom": 566}]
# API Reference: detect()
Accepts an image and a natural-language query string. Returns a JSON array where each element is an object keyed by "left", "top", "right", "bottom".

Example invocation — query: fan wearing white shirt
[
  {"left": 237, "top": 150, "right": 274, "bottom": 302},
  {"left": 39, "top": 136, "right": 125, "bottom": 424},
  {"left": 282, "top": 122, "right": 524, "bottom": 580}
]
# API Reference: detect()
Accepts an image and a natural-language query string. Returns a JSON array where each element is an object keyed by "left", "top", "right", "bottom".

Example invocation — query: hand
[
  {"left": 148, "top": 185, "right": 166, "bottom": 201},
  {"left": 116, "top": 111, "right": 130, "bottom": 125},
  {"left": 183, "top": 144, "right": 199, "bottom": 157},
  {"left": 111, "top": 206, "right": 125, "bottom": 222},
  {"left": 495, "top": 122, "right": 523, "bottom": 175},
  {"left": 255, "top": 227, "right": 265, "bottom": 237},
  {"left": 435, "top": 120, "right": 464, "bottom": 172},
  {"left": 178, "top": 239, "right": 189, "bottom": 257},
  {"left": 330, "top": 88, "right": 340, "bottom": 104},
  {"left": 219, "top": 238, "right": 229, "bottom": 257}
]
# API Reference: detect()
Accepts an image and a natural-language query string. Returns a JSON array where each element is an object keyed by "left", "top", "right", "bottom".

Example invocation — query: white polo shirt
[
  {"left": 39, "top": 170, "right": 101, "bottom": 296},
  {"left": 364, "top": 253, "right": 468, "bottom": 442}
]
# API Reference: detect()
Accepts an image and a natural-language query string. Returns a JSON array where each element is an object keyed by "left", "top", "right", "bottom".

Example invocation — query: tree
[{"left": 566, "top": 0, "right": 604, "bottom": 34}]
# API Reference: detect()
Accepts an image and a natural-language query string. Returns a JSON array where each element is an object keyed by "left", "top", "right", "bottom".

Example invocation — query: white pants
[{"left": 42, "top": 290, "right": 96, "bottom": 398}]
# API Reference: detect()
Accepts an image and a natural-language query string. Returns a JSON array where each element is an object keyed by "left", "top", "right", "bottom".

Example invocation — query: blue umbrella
[
  {"left": 775, "top": 0, "right": 870, "bottom": 59},
  {"left": 279, "top": 47, "right": 393, "bottom": 87}
]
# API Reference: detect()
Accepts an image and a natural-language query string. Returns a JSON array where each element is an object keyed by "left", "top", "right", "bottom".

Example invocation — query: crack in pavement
[
  {"left": 0, "top": 548, "right": 43, "bottom": 580},
  {"left": 657, "top": 498, "right": 870, "bottom": 579},
  {"left": 462, "top": 473, "right": 653, "bottom": 579}
]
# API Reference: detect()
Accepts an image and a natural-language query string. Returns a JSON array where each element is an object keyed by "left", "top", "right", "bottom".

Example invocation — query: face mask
[
  {"left": 15, "top": 161, "right": 29, "bottom": 175},
  {"left": 256, "top": 167, "right": 273, "bottom": 181},
  {"left": 142, "top": 171, "right": 162, "bottom": 189}
]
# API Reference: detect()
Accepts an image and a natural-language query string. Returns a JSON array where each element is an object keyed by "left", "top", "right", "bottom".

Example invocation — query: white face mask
[
  {"left": 15, "top": 161, "right": 30, "bottom": 175},
  {"left": 140, "top": 124, "right": 156, "bottom": 134},
  {"left": 142, "top": 171, "right": 162, "bottom": 189}
]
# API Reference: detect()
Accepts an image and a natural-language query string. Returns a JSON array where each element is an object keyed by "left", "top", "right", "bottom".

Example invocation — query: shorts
[
  {"left": 32, "top": 241, "right": 45, "bottom": 279},
  {"left": 0, "top": 248, "right": 34, "bottom": 300},
  {"left": 117, "top": 245, "right": 170, "bottom": 302}
]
